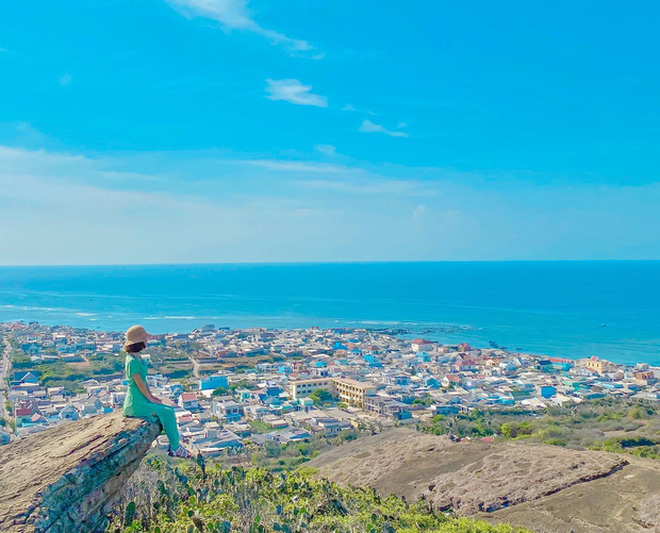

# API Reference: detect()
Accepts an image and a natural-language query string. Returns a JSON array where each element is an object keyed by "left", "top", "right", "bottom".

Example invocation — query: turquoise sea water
[{"left": 0, "top": 262, "right": 658, "bottom": 365}]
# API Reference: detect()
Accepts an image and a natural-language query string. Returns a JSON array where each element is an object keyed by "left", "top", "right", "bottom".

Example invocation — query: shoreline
[
  {"left": 2, "top": 319, "right": 658, "bottom": 371},
  {"left": 1, "top": 261, "right": 658, "bottom": 366}
]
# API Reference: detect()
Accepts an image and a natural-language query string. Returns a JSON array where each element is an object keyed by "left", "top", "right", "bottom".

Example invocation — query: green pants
[{"left": 131, "top": 403, "right": 180, "bottom": 450}]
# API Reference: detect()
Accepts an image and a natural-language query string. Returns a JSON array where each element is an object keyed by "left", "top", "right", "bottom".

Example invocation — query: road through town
[{"left": 0, "top": 336, "right": 11, "bottom": 421}]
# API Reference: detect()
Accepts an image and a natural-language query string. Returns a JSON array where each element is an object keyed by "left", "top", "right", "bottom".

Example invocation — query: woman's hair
[{"left": 125, "top": 341, "right": 147, "bottom": 353}]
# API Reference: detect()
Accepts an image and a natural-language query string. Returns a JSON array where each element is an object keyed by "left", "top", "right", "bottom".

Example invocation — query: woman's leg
[{"left": 150, "top": 404, "right": 180, "bottom": 450}]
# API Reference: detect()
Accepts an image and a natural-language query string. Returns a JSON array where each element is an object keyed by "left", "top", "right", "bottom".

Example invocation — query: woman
[{"left": 122, "top": 325, "right": 192, "bottom": 459}]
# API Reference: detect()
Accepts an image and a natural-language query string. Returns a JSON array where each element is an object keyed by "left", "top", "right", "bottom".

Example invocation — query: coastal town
[{"left": 1, "top": 321, "right": 658, "bottom": 454}]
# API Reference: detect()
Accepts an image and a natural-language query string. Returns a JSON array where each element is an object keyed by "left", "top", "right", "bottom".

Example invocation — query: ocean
[{"left": 0, "top": 262, "right": 658, "bottom": 365}]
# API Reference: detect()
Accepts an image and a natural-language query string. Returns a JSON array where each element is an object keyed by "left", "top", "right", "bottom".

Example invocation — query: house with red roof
[
  {"left": 442, "top": 374, "right": 462, "bottom": 388},
  {"left": 178, "top": 392, "right": 200, "bottom": 411},
  {"left": 411, "top": 339, "right": 435, "bottom": 352}
]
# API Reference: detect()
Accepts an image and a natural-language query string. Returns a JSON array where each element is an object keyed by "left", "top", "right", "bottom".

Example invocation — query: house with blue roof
[
  {"left": 552, "top": 361, "right": 573, "bottom": 372},
  {"left": 540, "top": 385, "right": 556, "bottom": 398},
  {"left": 198, "top": 374, "right": 229, "bottom": 391}
]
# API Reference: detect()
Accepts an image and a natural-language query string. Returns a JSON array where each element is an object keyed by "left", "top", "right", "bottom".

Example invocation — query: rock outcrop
[
  {"left": 308, "top": 428, "right": 660, "bottom": 532},
  {"left": 0, "top": 413, "right": 160, "bottom": 533}
]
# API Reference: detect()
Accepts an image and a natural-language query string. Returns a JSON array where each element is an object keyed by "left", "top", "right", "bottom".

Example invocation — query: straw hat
[{"left": 124, "top": 325, "right": 150, "bottom": 348}]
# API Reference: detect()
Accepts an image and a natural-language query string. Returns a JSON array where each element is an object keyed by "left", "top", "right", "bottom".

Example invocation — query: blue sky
[{"left": 0, "top": 0, "right": 658, "bottom": 264}]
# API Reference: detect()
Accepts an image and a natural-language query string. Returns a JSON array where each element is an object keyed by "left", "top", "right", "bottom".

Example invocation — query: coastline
[
  {"left": 2, "top": 318, "right": 659, "bottom": 371},
  {"left": 1, "top": 261, "right": 659, "bottom": 366},
  {"left": 1, "top": 311, "right": 659, "bottom": 367}
]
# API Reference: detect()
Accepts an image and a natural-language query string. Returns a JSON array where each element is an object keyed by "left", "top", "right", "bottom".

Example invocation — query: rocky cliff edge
[{"left": 0, "top": 413, "right": 160, "bottom": 533}]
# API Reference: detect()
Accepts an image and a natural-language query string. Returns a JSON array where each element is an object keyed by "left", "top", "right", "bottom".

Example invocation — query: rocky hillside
[{"left": 308, "top": 428, "right": 660, "bottom": 532}]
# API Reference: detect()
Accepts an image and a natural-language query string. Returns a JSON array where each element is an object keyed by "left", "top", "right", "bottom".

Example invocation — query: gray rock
[{"left": 0, "top": 412, "right": 160, "bottom": 532}]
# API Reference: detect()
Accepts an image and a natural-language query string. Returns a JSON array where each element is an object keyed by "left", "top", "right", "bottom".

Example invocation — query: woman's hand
[{"left": 149, "top": 396, "right": 163, "bottom": 405}]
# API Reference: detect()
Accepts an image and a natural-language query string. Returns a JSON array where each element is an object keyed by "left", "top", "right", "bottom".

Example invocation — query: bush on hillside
[{"left": 109, "top": 460, "right": 529, "bottom": 533}]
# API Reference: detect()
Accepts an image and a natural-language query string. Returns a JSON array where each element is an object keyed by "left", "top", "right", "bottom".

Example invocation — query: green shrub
[{"left": 108, "top": 462, "right": 529, "bottom": 533}]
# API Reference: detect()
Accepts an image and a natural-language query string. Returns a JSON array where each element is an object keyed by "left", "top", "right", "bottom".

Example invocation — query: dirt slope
[{"left": 308, "top": 428, "right": 660, "bottom": 532}]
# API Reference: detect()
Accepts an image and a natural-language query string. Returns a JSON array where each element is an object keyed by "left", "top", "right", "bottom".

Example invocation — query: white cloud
[
  {"left": 12, "top": 122, "right": 50, "bottom": 148},
  {"left": 341, "top": 104, "right": 378, "bottom": 115},
  {"left": 165, "top": 0, "right": 321, "bottom": 57},
  {"left": 299, "top": 178, "right": 432, "bottom": 196},
  {"left": 3, "top": 145, "right": 658, "bottom": 264},
  {"left": 412, "top": 205, "right": 428, "bottom": 220},
  {"left": 59, "top": 74, "right": 72, "bottom": 87},
  {"left": 0, "top": 146, "right": 335, "bottom": 264},
  {"left": 233, "top": 159, "right": 352, "bottom": 174},
  {"left": 265, "top": 79, "right": 328, "bottom": 107},
  {"left": 359, "top": 119, "right": 409, "bottom": 138},
  {"left": 314, "top": 144, "right": 337, "bottom": 157}
]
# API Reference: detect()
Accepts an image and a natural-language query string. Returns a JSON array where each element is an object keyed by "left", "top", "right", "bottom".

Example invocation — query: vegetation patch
[
  {"left": 109, "top": 460, "right": 529, "bottom": 532},
  {"left": 418, "top": 398, "right": 660, "bottom": 459}
]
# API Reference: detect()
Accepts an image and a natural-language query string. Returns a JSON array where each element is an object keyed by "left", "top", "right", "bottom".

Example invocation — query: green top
[{"left": 123, "top": 354, "right": 152, "bottom": 417}]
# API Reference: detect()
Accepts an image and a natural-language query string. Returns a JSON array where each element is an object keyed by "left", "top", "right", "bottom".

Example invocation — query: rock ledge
[{"left": 0, "top": 412, "right": 160, "bottom": 533}]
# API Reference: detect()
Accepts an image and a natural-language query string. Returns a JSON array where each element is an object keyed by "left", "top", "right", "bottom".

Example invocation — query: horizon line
[{"left": 1, "top": 259, "right": 659, "bottom": 268}]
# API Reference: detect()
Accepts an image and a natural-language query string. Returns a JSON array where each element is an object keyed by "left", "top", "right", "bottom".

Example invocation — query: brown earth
[{"left": 308, "top": 428, "right": 660, "bottom": 532}]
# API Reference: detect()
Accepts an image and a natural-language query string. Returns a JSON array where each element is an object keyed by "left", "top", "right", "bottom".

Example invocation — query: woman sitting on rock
[{"left": 123, "top": 325, "right": 192, "bottom": 459}]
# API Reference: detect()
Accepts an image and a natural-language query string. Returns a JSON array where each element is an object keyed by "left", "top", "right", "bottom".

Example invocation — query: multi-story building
[
  {"left": 288, "top": 378, "right": 334, "bottom": 400},
  {"left": 583, "top": 356, "right": 613, "bottom": 375},
  {"left": 364, "top": 395, "right": 412, "bottom": 420},
  {"left": 332, "top": 378, "right": 377, "bottom": 407},
  {"left": 212, "top": 400, "right": 245, "bottom": 422},
  {"left": 289, "top": 377, "right": 377, "bottom": 407}
]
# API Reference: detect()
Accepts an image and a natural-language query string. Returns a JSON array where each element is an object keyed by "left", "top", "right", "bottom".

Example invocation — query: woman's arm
[{"left": 131, "top": 373, "right": 162, "bottom": 404}]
